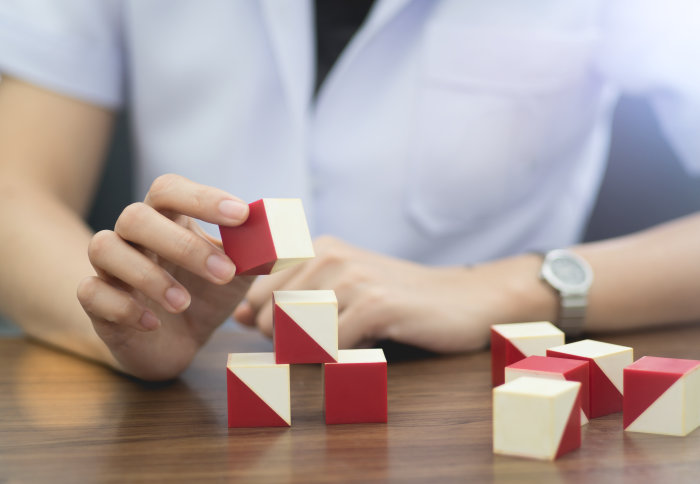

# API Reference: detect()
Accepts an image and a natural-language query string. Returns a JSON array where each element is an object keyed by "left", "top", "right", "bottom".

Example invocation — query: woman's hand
[
  {"left": 234, "top": 236, "right": 552, "bottom": 353},
  {"left": 77, "top": 174, "right": 253, "bottom": 380}
]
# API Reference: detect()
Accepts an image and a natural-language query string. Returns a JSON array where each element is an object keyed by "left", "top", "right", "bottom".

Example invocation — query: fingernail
[
  {"left": 140, "top": 310, "right": 161, "bottom": 331},
  {"left": 207, "top": 253, "right": 236, "bottom": 281},
  {"left": 165, "top": 287, "right": 190, "bottom": 310},
  {"left": 219, "top": 199, "right": 248, "bottom": 221}
]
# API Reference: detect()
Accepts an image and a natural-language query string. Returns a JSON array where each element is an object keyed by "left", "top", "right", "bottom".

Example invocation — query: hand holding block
[
  {"left": 493, "top": 376, "right": 581, "bottom": 460},
  {"left": 505, "top": 355, "right": 590, "bottom": 425},
  {"left": 273, "top": 290, "right": 338, "bottom": 364},
  {"left": 219, "top": 198, "right": 314, "bottom": 275},
  {"left": 624, "top": 356, "right": 700, "bottom": 436},
  {"left": 227, "top": 353, "right": 291, "bottom": 428},
  {"left": 548, "top": 339, "right": 633, "bottom": 418},
  {"left": 324, "top": 349, "right": 387, "bottom": 424},
  {"left": 491, "top": 322, "right": 564, "bottom": 386}
]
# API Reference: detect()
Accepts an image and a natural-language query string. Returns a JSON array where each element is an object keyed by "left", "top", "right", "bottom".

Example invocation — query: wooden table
[{"left": 1, "top": 324, "right": 699, "bottom": 483}]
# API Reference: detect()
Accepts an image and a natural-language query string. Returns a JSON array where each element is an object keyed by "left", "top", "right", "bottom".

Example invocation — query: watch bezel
[{"left": 540, "top": 249, "right": 593, "bottom": 295}]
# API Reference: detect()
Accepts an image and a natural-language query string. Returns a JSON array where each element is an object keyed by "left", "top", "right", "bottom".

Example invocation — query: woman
[{"left": 1, "top": 0, "right": 699, "bottom": 380}]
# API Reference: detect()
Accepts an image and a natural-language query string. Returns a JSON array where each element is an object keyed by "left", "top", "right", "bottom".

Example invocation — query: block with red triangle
[
  {"left": 226, "top": 353, "right": 291, "bottom": 428},
  {"left": 493, "top": 376, "right": 581, "bottom": 460},
  {"left": 219, "top": 198, "right": 315, "bottom": 275},
  {"left": 273, "top": 290, "right": 339, "bottom": 364},
  {"left": 491, "top": 322, "right": 564, "bottom": 387},
  {"left": 624, "top": 356, "right": 700, "bottom": 436},
  {"left": 505, "top": 355, "right": 591, "bottom": 425},
  {"left": 324, "top": 349, "right": 388, "bottom": 424},
  {"left": 548, "top": 339, "right": 633, "bottom": 418}
]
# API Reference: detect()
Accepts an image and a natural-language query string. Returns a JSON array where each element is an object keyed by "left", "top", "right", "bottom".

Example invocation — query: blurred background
[{"left": 2, "top": 95, "right": 700, "bottom": 335}]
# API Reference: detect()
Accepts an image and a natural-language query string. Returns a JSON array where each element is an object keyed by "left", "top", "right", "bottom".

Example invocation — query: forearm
[
  {"left": 577, "top": 212, "right": 700, "bottom": 331},
  {"left": 0, "top": 77, "right": 117, "bottom": 366},
  {"left": 491, "top": 212, "right": 700, "bottom": 333},
  {"left": 0, "top": 176, "right": 118, "bottom": 367}
]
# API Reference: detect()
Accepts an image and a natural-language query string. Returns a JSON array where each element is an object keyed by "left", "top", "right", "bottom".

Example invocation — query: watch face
[
  {"left": 541, "top": 249, "right": 593, "bottom": 293},
  {"left": 551, "top": 257, "right": 587, "bottom": 284}
]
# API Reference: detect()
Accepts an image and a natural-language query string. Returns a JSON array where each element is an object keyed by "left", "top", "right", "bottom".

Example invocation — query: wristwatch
[{"left": 539, "top": 249, "right": 593, "bottom": 337}]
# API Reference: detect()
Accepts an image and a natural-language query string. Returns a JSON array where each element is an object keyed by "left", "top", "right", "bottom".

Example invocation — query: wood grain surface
[{"left": 1, "top": 324, "right": 699, "bottom": 483}]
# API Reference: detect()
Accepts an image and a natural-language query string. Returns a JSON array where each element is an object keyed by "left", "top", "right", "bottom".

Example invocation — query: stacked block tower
[{"left": 221, "top": 199, "right": 388, "bottom": 427}]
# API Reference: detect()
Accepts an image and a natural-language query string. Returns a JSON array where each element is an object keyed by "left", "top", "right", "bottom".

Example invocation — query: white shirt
[{"left": 1, "top": 0, "right": 699, "bottom": 265}]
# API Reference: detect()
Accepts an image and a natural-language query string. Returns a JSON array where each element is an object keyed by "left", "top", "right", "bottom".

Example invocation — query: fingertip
[
  {"left": 234, "top": 300, "right": 253, "bottom": 325},
  {"left": 258, "top": 320, "right": 273, "bottom": 338},
  {"left": 206, "top": 253, "right": 236, "bottom": 283},
  {"left": 164, "top": 286, "right": 191, "bottom": 313},
  {"left": 218, "top": 199, "right": 249, "bottom": 224},
  {"left": 76, "top": 275, "right": 97, "bottom": 304},
  {"left": 139, "top": 310, "right": 161, "bottom": 331}
]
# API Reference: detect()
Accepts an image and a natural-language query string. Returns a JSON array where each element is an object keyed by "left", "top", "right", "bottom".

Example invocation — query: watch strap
[
  {"left": 558, "top": 292, "right": 587, "bottom": 337},
  {"left": 538, "top": 250, "right": 593, "bottom": 338}
]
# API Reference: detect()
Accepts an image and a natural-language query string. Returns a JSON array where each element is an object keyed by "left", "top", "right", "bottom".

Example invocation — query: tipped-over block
[
  {"left": 624, "top": 356, "right": 700, "bottom": 436},
  {"left": 493, "top": 376, "right": 581, "bottom": 460},
  {"left": 219, "top": 198, "right": 314, "bottom": 275},
  {"left": 491, "top": 322, "right": 565, "bottom": 386},
  {"left": 227, "top": 353, "right": 291, "bottom": 428},
  {"left": 505, "top": 355, "right": 590, "bottom": 425},
  {"left": 548, "top": 339, "right": 633, "bottom": 418},
  {"left": 324, "top": 349, "right": 387, "bottom": 424},
  {"left": 273, "top": 290, "right": 338, "bottom": 364}
]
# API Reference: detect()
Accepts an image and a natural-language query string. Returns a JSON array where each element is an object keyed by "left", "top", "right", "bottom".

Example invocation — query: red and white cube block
[
  {"left": 219, "top": 198, "right": 315, "bottom": 275},
  {"left": 491, "top": 322, "right": 565, "bottom": 386},
  {"left": 324, "top": 349, "right": 387, "bottom": 424},
  {"left": 227, "top": 353, "right": 291, "bottom": 428},
  {"left": 493, "top": 376, "right": 581, "bottom": 460},
  {"left": 624, "top": 356, "right": 700, "bottom": 436},
  {"left": 273, "top": 290, "right": 338, "bottom": 364},
  {"left": 505, "top": 356, "right": 590, "bottom": 425},
  {"left": 548, "top": 339, "right": 633, "bottom": 418}
]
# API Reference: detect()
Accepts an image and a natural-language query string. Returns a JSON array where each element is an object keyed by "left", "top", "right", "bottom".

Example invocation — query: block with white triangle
[
  {"left": 219, "top": 198, "right": 315, "bottom": 275},
  {"left": 273, "top": 290, "right": 338, "bottom": 364},
  {"left": 226, "top": 352, "right": 291, "bottom": 428},
  {"left": 493, "top": 376, "right": 581, "bottom": 460},
  {"left": 624, "top": 356, "right": 700, "bottom": 436},
  {"left": 324, "top": 349, "right": 388, "bottom": 424},
  {"left": 491, "top": 322, "right": 564, "bottom": 387},
  {"left": 547, "top": 339, "right": 633, "bottom": 418},
  {"left": 505, "top": 355, "right": 590, "bottom": 425}
]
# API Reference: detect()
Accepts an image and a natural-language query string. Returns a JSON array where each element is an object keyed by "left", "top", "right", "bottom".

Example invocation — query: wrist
[{"left": 473, "top": 253, "right": 558, "bottom": 325}]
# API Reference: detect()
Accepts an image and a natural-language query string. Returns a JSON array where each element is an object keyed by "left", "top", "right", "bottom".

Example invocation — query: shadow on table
[{"left": 376, "top": 339, "right": 438, "bottom": 362}]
